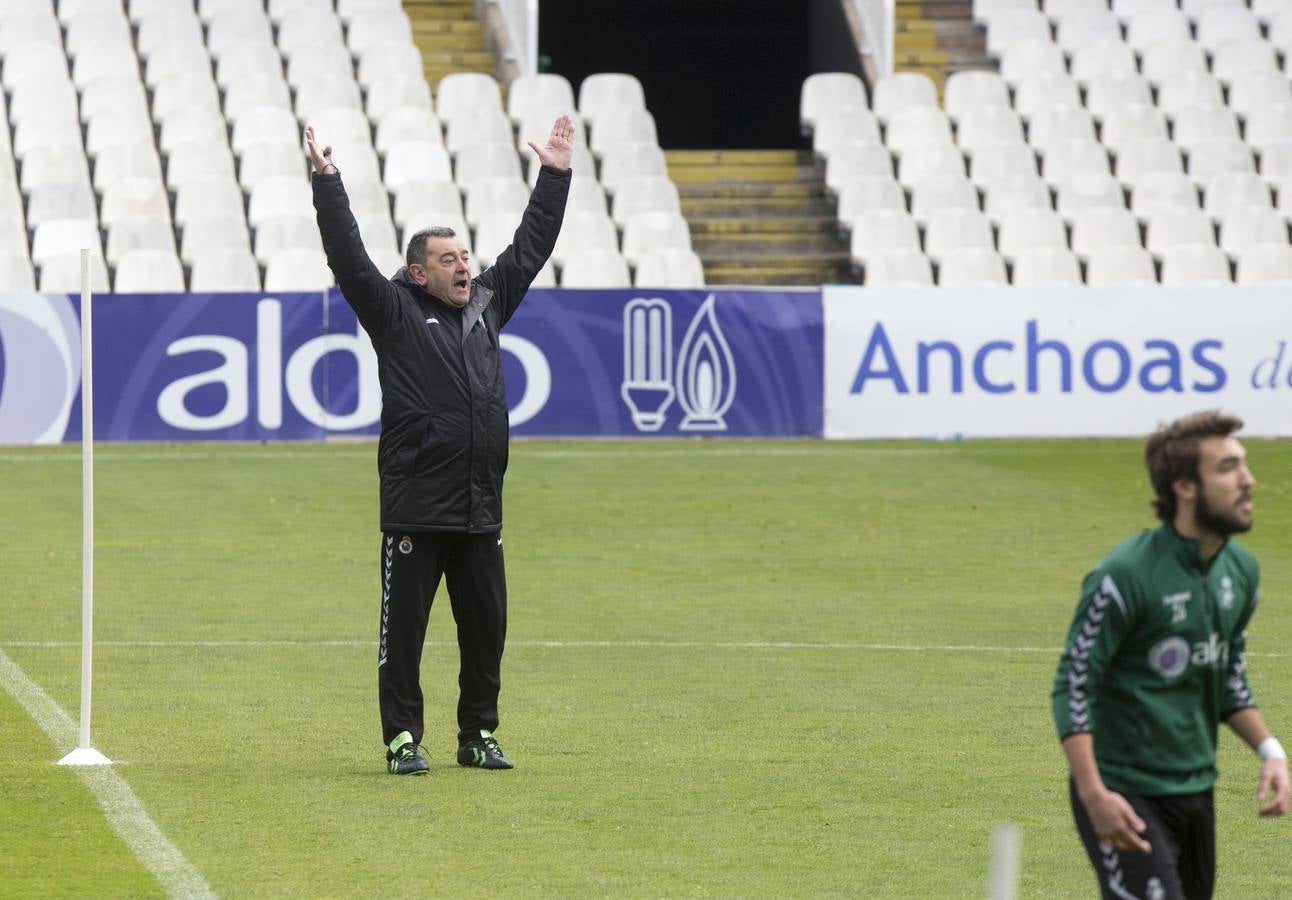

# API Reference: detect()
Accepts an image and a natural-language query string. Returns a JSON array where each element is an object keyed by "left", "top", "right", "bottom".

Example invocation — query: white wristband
[{"left": 1258, "top": 737, "right": 1287, "bottom": 762}]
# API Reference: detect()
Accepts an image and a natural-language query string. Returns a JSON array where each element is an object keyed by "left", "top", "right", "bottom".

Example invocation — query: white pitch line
[
  {"left": 0, "top": 639, "right": 1284, "bottom": 658},
  {"left": 0, "top": 649, "right": 216, "bottom": 900}
]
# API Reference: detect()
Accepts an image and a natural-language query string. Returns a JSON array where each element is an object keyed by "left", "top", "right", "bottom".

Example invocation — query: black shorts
[{"left": 1070, "top": 778, "right": 1215, "bottom": 900}]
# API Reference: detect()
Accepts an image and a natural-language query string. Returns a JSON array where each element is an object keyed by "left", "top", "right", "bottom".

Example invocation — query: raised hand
[
  {"left": 527, "top": 114, "right": 575, "bottom": 172},
  {"left": 304, "top": 126, "right": 335, "bottom": 173}
]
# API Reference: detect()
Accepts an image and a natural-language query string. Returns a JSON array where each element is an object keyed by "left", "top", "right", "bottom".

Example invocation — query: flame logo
[{"left": 675, "top": 295, "right": 735, "bottom": 431}]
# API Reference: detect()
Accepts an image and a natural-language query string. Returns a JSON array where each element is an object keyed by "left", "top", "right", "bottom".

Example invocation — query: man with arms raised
[
  {"left": 1053, "top": 410, "right": 1287, "bottom": 899},
  {"left": 306, "top": 116, "right": 572, "bottom": 775}
]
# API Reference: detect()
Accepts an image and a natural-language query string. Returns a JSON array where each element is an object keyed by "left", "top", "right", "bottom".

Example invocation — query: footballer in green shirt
[{"left": 1053, "top": 411, "right": 1288, "bottom": 899}]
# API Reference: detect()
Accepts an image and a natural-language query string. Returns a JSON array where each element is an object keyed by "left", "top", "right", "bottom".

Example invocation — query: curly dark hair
[{"left": 1145, "top": 410, "right": 1244, "bottom": 521}]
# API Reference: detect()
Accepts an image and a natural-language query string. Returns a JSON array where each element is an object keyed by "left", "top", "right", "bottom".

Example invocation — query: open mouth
[{"left": 454, "top": 277, "right": 469, "bottom": 291}]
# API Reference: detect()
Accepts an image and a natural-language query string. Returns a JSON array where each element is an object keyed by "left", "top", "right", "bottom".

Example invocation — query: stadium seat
[
  {"left": 1244, "top": 106, "right": 1292, "bottom": 151},
  {"left": 247, "top": 177, "right": 313, "bottom": 227},
  {"left": 114, "top": 249, "right": 186, "bottom": 292},
  {"left": 590, "top": 108, "right": 659, "bottom": 157},
  {"left": 956, "top": 106, "right": 1026, "bottom": 154},
  {"left": 3, "top": 45, "right": 70, "bottom": 92},
  {"left": 0, "top": 252, "right": 36, "bottom": 291},
  {"left": 1203, "top": 173, "right": 1274, "bottom": 220},
  {"left": 1187, "top": 140, "right": 1257, "bottom": 182},
  {"left": 80, "top": 76, "right": 148, "bottom": 123},
  {"left": 471, "top": 211, "right": 522, "bottom": 268},
  {"left": 159, "top": 107, "right": 228, "bottom": 155},
  {"left": 31, "top": 219, "right": 101, "bottom": 266},
  {"left": 599, "top": 143, "right": 668, "bottom": 196},
  {"left": 1000, "top": 40, "right": 1067, "bottom": 87},
  {"left": 507, "top": 73, "right": 577, "bottom": 124},
  {"left": 938, "top": 248, "right": 1008, "bottom": 287},
  {"left": 1236, "top": 245, "right": 1292, "bottom": 284},
  {"left": 1195, "top": 6, "right": 1261, "bottom": 51},
  {"left": 445, "top": 108, "right": 516, "bottom": 157},
  {"left": 909, "top": 175, "right": 980, "bottom": 225},
  {"left": 633, "top": 248, "right": 706, "bottom": 287},
  {"left": 275, "top": 7, "right": 346, "bottom": 56},
  {"left": 985, "top": 9, "right": 1053, "bottom": 59},
  {"left": 295, "top": 77, "right": 364, "bottom": 123},
  {"left": 356, "top": 43, "right": 425, "bottom": 90},
  {"left": 166, "top": 143, "right": 239, "bottom": 192},
  {"left": 1015, "top": 78, "right": 1082, "bottom": 130},
  {"left": 922, "top": 208, "right": 994, "bottom": 263},
  {"left": 1217, "top": 209, "right": 1289, "bottom": 256},
  {"left": 1210, "top": 38, "right": 1280, "bottom": 86},
  {"left": 213, "top": 44, "right": 283, "bottom": 90},
  {"left": 1068, "top": 37, "right": 1138, "bottom": 85},
  {"left": 374, "top": 108, "right": 444, "bottom": 156},
  {"left": 1125, "top": 8, "right": 1191, "bottom": 52},
  {"left": 454, "top": 145, "right": 525, "bottom": 197},
  {"left": 392, "top": 178, "right": 463, "bottom": 229},
  {"left": 174, "top": 177, "right": 246, "bottom": 226},
  {"left": 1260, "top": 142, "right": 1292, "bottom": 180},
  {"left": 836, "top": 176, "right": 908, "bottom": 227},
  {"left": 943, "top": 71, "right": 1009, "bottom": 123},
  {"left": 189, "top": 248, "right": 262, "bottom": 291},
  {"left": 811, "top": 109, "right": 882, "bottom": 159},
  {"left": 1099, "top": 104, "right": 1169, "bottom": 154},
  {"left": 997, "top": 208, "right": 1068, "bottom": 261},
  {"left": 1128, "top": 172, "right": 1200, "bottom": 220},
  {"left": 232, "top": 107, "right": 302, "bottom": 156},
  {"left": 1115, "top": 139, "right": 1184, "bottom": 183},
  {"left": 1027, "top": 105, "right": 1096, "bottom": 154},
  {"left": 849, "top": 210, "right": 922, "bottom": 265},
  {"left": 238, "top": 142, "right": 309, "bottom": 189},
  {"left": 564, "top": 178, "right": 610, "bottom": 217},
  {"left": 1055, "top": 7, "right": 1120, "bottom": 53},
  {"left": 20, "top": 147, "right": 92, "bottom": 194},
  {"left": 1085, "top": 245, "right": 1157, "bottom": 285},
  {"left": 100, "top": 178, "right": 172, "bottom": 227},
  {"left": 85, "top": 108, "right": 154, "bottom": 159},
  {"left": 354, "top": 211, "right": 399, "bottom": 256},
  {"left": 1227, "top": 72, "right": 1292, "bottom": 121},
  {"left": 1172, "top": 107, "right": 1241, "bottom": 151},
  {"left": 1156, "top": 72, "right": 1225, "bottom": 117},
  {"left": 253, "top": 213, "right": 323, "bottom": 264},
  {"left": 578, "top": 73, "right": 647, "bottom": 127},
  {"left": 550, "top": 211, "right": 619, "bottom": 269},
  {"left": 559, "top": 249, "right": 631, "bottom": 288},
  {"left": 39, "top": 251, "right": 111, "bottom": 292},
  {"left": 824, "top": 144, "right": 897, "bottom": 193},
  {"left": 152, "top": 73, "right": 223, "bottom": 124},
  {"left": 1070, "top": 207, "right": 1141, "bottom": 258},
  {"left": 264, "top": 248, "right": 333, "bottom": 290},
  {"left": 610, "top": 176, "right": 681, "bottom": 227},
  {"left": 898, "top": 144, "right": 969, "bottom": 188},
  {"left": 27, "top": 182, "right": 98, "bottom": 229},
  {"left": 981, "top": 173, "right": 1052, "bottom": 221},
  {"left": 863, "top": 249, "right": 934, "bottom": 287},
  {"left": 800, "top": 72, "right": 868, "bottom": 132},
  {"left": 347, "top": 12, "right": 414, "bottom": 58},
  {"left": 179, "top": 215, "right": 253, "bottom": 265},
  {"left": 285, "top": 46, "right": 354, "bottom": 89},
  {"left": 436, "top": 72, "right": 503, "bottom": 121},
  {"left": 1010, "top": 247, "right": 1083, "bottom": 286},
  {"left": 382, "top": 142, "right": 454, "bottom": 191},
  {"left": 871, "top": 72, "right": 938, "bottom": 123},
  {"left": 463, "top": 177, "right": 529, "bottom": 228},
  {"left": 1159, "top": 246, "right": 1232, "bottom": 286},
  {"left": 1083, "top": 74, "right": 1153, "bottom": 123},
  {"left": 621, "top": 211, "right": 692, "bottom": 267},
  {"left": 1140, "top": 40, "right": 1210, "bottom": 89},
  {"left": 366, "top": 78, "right": 434, "bottom": 122}
]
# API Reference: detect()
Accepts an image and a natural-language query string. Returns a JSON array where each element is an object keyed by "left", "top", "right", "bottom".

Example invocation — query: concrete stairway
[
  {"left": 893, "top": 0, "right": 994, "bottom": 94},
  {"left": 402, "top": 0, "right": 496, "bottom": 89},
  {"left": 668, "top": 150, "right": 854, "bottom": 286}
]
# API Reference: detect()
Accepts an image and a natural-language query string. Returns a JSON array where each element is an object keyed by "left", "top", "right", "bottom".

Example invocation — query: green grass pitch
[{"left": 1, "top": 438, "right": 1289, "bottom": 897}]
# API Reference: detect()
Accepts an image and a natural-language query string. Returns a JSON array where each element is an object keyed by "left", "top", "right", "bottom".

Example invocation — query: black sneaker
[
  {"left": 457, "top": 729, "right": 513, "bottom": 769},
  {"left": 386, "top": 731, "right": 429, "bottom": 776}
]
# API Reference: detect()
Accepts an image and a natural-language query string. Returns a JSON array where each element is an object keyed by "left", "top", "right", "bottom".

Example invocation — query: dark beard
[{"left": 1195, "top": 488, "right": 1252, "bottom": 536}]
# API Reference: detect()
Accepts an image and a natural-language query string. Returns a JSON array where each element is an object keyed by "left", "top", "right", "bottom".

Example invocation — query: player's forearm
[
  {"left": 1227, "top": 707, "right": 1286, "bottom": 761},
  {"left": 1062, "top": 733, "right": 1109, "bottom": 800}
]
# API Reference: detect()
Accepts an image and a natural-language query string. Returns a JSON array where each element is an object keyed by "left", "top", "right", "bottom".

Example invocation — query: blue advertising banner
[{"left": 0, "top": 288, "right": 825, "bottom": 443}]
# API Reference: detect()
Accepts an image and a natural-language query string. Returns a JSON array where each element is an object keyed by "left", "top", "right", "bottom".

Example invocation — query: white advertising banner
[{"left": 823, "top": 286, "right": 1292, "bottom": 438}]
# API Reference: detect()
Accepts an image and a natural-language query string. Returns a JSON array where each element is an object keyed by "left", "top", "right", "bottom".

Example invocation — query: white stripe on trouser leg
[
  {"left": 1099, "top": 842, "right": 1143, "bottom": 900},
  {"left": 378, "top": 535, "right": 393, "bottom": 668}
]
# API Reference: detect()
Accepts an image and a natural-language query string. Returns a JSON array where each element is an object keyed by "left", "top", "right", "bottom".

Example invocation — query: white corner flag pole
[
  {"left": 986, "top": 823, "right": 1021, "bottom": 900},
  {"left": 60, "top": 249, "right": 111, "bottom": 767}
]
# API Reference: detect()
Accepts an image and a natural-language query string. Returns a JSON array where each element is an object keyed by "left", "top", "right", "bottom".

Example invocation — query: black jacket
[{"left": 312, "top": 166, "right": 570, "bottom": 532}]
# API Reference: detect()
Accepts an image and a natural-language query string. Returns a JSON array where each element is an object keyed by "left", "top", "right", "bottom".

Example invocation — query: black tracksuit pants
[{"left": 377, "top": 530, "right": 507, "bottom": 749}]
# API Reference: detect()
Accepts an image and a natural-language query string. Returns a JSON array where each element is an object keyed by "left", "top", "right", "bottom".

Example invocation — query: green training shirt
[{"left": 1052, "top": 523, "right": 1260, "bottom": 796}]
